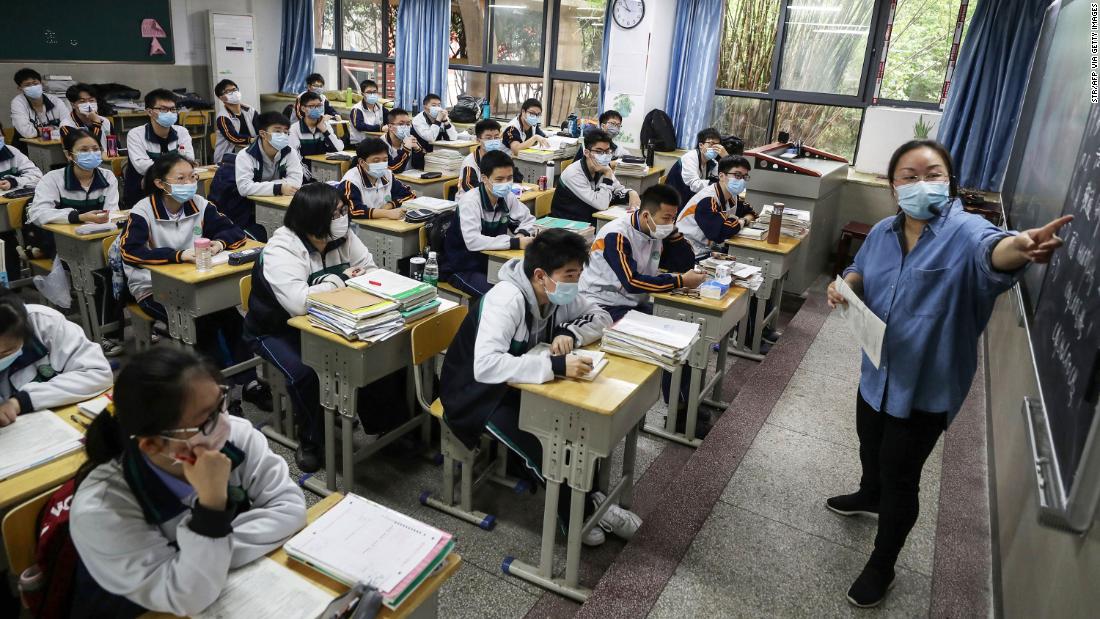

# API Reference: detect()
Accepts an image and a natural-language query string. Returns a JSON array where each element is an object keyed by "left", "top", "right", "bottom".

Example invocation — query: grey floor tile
[
  {"left": 438, "top": 562, "right": 538, "bottom": 619},
  {"left": 647, "top": 502, "right": 932, "bottom": 619},
  {"left": 720, "top": 423, "right": 940, "bottom": 576},
  {"left": 766, "top": 368, "right": 862, "bottom": 450}
]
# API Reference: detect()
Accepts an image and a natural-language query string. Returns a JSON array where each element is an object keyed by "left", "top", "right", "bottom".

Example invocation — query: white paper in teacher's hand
[
  {"left": 194, "top": 558, "right": 332, "bottom": 619},
  {"left": 833, "top": 276, "right": 886, "bottom": 369}
]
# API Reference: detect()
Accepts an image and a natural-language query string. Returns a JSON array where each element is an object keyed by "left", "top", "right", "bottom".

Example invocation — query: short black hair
[
  {"left": 0, "top": 287, "right": 29, "bottom": 341},
  {"left": 299, "top": 91, "right": 323, "bottom": 107},
  {"left": 422, "top": 93, "right": 441, "bottom": 105},
  {"left": 65, "top": 83, "right": 96, "bottom": 103},
  {"left": 144, "top": 88, "right": 177, "bottom": 110},
  {"left": 387, "top": 107, "right": 411, "bottom": 123},
  {"left": 523, "top": 229, "right": 589, "bottom": 279},
  {"left": 599, "top": 110, "right": 622, "bottom": 124},
  {"left": 359, "top": 79, "right": 378, "bottom": 91},
  {"left": 256, "top": 111, "right": 291, "bottom": 132},
  {"left": 584, "top": 129, "right": 612, "bottom": 150},
  {"left": 13, "top": 68, "right": 41, "bottom": 86},
  {"left": 355, "top": 136, "right": 389, "bottom": 160},
  {"left": 640, "top": 184, "right": 681, "bottom": 213},
  {"left": 475, "top": 119, "right": 502, "bottom": 137},
  {"left": 478, "top": 150, "right": 514, "bottom": 177},
  {"left": 61, "top": 128, "right": 97, "bottom": 153},
  {"left": 696, "top": 128, "right": 721, "bottom": 145},
  {"left": 888, "top": 139, "right": 959, "bottom": 198},
  {"left": 143, "top": 152, "right": 197, "bottom": 197},
  {"left": 520, "top": 98, "right": 542, "bottom": 113},
  {"left": 214, "top": 79, "right": 238, "bottom": 97},
  {"left": 284, "top": 182, "right": 344, "bottom": 239},
  {"left": 717, "top": 155, "right": 751, "bottom": 174},
  {"left": 306, "top": 73, "right": 325, "bottom": 86}
]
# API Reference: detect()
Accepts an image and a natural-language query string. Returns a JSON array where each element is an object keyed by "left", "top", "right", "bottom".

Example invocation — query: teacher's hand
[
  {"left": 826, "top": 280, "right": 847, "bottom": 309},
  {"left": 1016, "top": 215, "right": 1074, "bottom": 264}
]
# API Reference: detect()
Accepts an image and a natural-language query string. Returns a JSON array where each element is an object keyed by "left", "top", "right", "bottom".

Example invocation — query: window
[
  {"left": 773, "top": 101, "right": 863, "bottom": 161},
  {"left": 717, "top": 0, "right": 781, "bottom": 93},
  {"left": 314, "top": 0, "right": 335, "bottom": 50},
  {"left": 711, "top": 96, "right": 772, "bottom": 149},
  {"left": 340, "top": 59, "right": 386, "bottom": 95},
  {"left": 555, "top": 0, "right": 607, "bottom": 73},
  {"left": 778, "top": 0, "right": 875, "bottom": 96},
  {"left": 550, "top": 80, "right": 598, "bottom": 125},
  {"left": 451, "top": 0, "right": 486, "bottom": 65},
  {"left": 447, "top": 68, "right": 489, "bottom": 107},
  {"left": 314, "top": 0, "right": 398, "bottom": 101},
  {"left": 490, "top": 75, "right": 544, "bottom": 118},
  {"left": 341, "top": 0, "right": 384, "bottom": 54},
  {"left": 490, "top": 0, "right": 546, "bottom": 68},
  {"left": 877, "top": 0, "right": 978, "bottom": 104}
]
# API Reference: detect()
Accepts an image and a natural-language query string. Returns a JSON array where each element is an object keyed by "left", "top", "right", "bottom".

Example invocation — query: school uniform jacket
[
  {"left": 0, "top": 303, "right": 112, "bottom": 414},
  {"left": 70, "top": 416, "right": 307, "bottom": 617},
  {"left": 245, "top": 226, "right": 376, "bottom": 337},
  {"left": 439, "top": 258, "right": 611, "bottom": 449},
  {"left": 120, "top": 193, "right": 246, "bottom": 301},
  {"left": 579, "top": 210, "right": 695, "bottom": 309},
  {"left": 234, "top": 140, "right": 304, "bottom": 198},
  {"left": 502, "top": 117, "right": 546, "bottom": 151},
  {"left": 0, "top": 144, "right": 43, "bottom": 188},
  {"left": 385, "top": 133, "right": 425, "bottom": 173},
  {"left": 338, "top": 165, "right": 415, "bottom": 219},
  {"left": 411, "top": 111, "right": 458, "bottom": 152},
  {"left": 441, "top": 185, "right": 535, "bottom": 277},
  {"left": 293, "top": 91, "right": 338, "bottom": 119},
  {"left": 9, "top": 92, "right": 69, "bottom": 139},
  {"left": 124, "top": 124, "right": 195, "bottom": 204},
  {"left": 27, "top": 165, "right": 119, "bottom": 225},
  {"left": 677, "top": 183, "right": 757, "bottom": 259},
  {"left": 60, "top": 110, "right": 112, "bottom": 151},
  {"left": 456, "top": 150, "right": 524, "bottom": 197},
  {"left": 288, "top": 118, "right": 343, "bottom": 158},
  {"left": 666, "top": 150, "right": 717, "bottom": 206},
  {"left": 549, "top": 158, "right": 630, "bottom": 224},
  {"left": 349, "top": 101, "right": 385, "bottom": 144},
  {"left": 213, "top": 105, "right": 260, "bottom": 163},
  {"left": 571, "top": 141, "right": 631, "bottom": 162}
]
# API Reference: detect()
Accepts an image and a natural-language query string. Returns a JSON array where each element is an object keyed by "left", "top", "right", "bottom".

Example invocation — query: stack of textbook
[
  {"left": 757, "top": 204, "right": 811, "bottom": 238},
  {"left": 284, "top": 493, "right": 455, "bottom": 611},
  {"left": 600, "top": 310, "right": 700, "bottom": 372},
  {"left": 518, "top": 136, "right": 578, "bottom": 162},
  {"left": 698, "top": 257, "right": 765, "bottom": 292},
  {"left": 348, "top": 268, "right": 440, "bottom": 317},
  {"left": 613, "top": 161, "right": 649, "bottom": 177},
  {"left": 424, "top": 150, "right": 465, "bottom": 175},
  {"left": 532, "top": 216, "right": 594, "bottom": 243},
  {"left": 305, "top": 288, "right": 404, "bottom": 342}
]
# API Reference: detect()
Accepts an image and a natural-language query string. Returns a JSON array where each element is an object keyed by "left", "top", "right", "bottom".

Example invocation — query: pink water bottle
[{"left": 193, "top": 238, "right": 213, "bottom": 271}]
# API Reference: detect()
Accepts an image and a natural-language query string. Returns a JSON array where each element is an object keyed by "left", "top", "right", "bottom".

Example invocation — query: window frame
[{"left": 314, "top": 0, "right": 399, "bottom": 98}]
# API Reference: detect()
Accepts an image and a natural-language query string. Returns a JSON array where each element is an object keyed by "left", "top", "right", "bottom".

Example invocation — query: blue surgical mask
[
  {"left": 394, "top": 125, "right": 411, "bottom": 140},
  {"left": 23, "top": 84, "right": 43, "bottom": 99},
  {"left": 896, "top": 181, "right": 950, "bottom": 221},
  {"left": 490, "top": 182, "right": 512, "bottom": 198},
  {"left": 594, "top": 153, "right": 614, "bottom": 167},
  {"left": 0, "top": 347, "right": 22, "bottom": 372},
  {"left": 525, "top": 114, "right": 540, "bottom": 127},
  {"left": 366, "top": 162, "right": 388, "bottom": 178},
  {"left": 545, "top": 277, "right": 578, "bottom": 306},
  {"left": 726, "top": 177, "right": 746, "bottom": 196},
  {"left": 307, "top": 107, "right": 324, "bottom": 120},
  {"left": 365, "top": 93, "right": 379, "bottom": 105},
  {"left": 168, "top": 182, "right": 198, "bottom": 203},
  {"left": 483, "top": 139, "right": 504, "bottom": 152},
  {"left": 74, "top": 151, "right": 103, "bottom": 171},
  {"left": 604, "top": 125, "right": 621, "bottom": 138},
  {"left": 310, "top": 86, "right": 325, "bottom": 95},
  {"left": 268, "top": 132, "right": 290, "bottom": 150},
  {"left": 428, "top": 106, "right": 441, "bottom": 119},
  {"left": 704, "top": 148, "right": 718, "bottom": 161},
  {"left": 156, "top": 111, "right": 178, "bottom": 128}
]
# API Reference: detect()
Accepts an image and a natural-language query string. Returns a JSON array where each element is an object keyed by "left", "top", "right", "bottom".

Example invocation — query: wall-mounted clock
[{"left": 612, "top": 0, "right": 645, "bottom": 30}]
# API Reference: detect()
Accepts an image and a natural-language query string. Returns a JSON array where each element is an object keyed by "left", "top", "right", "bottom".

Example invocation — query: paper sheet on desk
[
  {"left": 194, "top": 558, "right": 332, "bottom": 619},
  {"left": 834, "top": 276, "right": 885, "bottom": 368}
]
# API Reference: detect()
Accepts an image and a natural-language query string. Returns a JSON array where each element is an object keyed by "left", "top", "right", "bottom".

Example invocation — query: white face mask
[
  {"left": 77, "top": 101, "right": 98, "bottom": 115},
  {"left": 330, "top": 214, "right": 350, "bottom": 238},
  {"left": 223, "top": 91, "right": 242, "bottom": 105},
  {"left": 645, "top": 214, "right": 674, "bottom": 239}
]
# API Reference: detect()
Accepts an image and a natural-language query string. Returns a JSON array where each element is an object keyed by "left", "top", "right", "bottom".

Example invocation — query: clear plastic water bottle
[
  {"left": 194, "top": 238, "right": 213, "bottom": 272},
  {"left": 423, "top": 251, "right": 439, "bottom": 287}
]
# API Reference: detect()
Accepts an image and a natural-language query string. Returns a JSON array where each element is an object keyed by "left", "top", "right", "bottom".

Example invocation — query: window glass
[
  {"left": 490, "top": 74, "right": 544, "bottom": 119},
  {"left": 387, "top": 0, "right": 399, "bottom": 57},
  {"left": 555, "top": 0, "right": 608, "bottom": 73},
  {"left": 711, "top": 96, "right": 772, "bottom": 149},
  {"left": 773, "top": 101, "right": 863, "bottom": 161},
  {"left": 341, "top": 0, "right": 384, "bottom": 53},
  {"left": 490, "top": 0, "right": 545, "bottom": 68},
  {"left": 778, "top": 0, "right": 875, "bottom": 95},
  {"left": 550, "top": 80, "right": 599, "bottom": 126},
  {"left": 716, "top": 0, "right": 780, "bottom": 92},
  {"left": 451, "top": 1, "right": 486, "bottom": 65},
  {"left": 314, "top": 0, "right": 335, "bottom": 49},
  {"left": 448, "top": 69, "right": 489, "bottom": 108},
  {"left": 385, "top": 63, "right": 397, "bottom": 97},
  {"left": 340, "top": 59, "right": 385, "bottom": 92},
  {"left": 878, "top": 0, "right": 978, "bottom": 103}
]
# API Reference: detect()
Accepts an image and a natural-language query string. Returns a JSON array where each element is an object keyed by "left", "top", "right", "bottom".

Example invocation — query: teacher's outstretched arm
[{"left": 991, "top": 215, "right": 1074, "bottom": 271}]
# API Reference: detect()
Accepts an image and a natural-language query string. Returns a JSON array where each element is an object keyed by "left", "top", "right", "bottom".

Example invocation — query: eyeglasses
[
  {"left": 701, "top": 140, "right": 722, "bottom": 148},
  {"left": 589, "top": 148, "right": 613, "bottom": 156},
  {"left": 160, "top": 386, "right": 228, "bottom": 438},
  {"left": 603, "top": 122, "right": 622, "bottom": 130},
  {"left": 150, "top": 105, "right": 177, "bottom": 113},
  {"left": 303, "top": 104, "right": 323, "bottom": 110},
  {"left": 895, "top": 172, "right": 947, "bottom": 185},
  {"left": 727, "top": 172, "right": 750, "bottom": 181},
  {"left": 164, "top": 172, "right": 200, "bottom": 183}
]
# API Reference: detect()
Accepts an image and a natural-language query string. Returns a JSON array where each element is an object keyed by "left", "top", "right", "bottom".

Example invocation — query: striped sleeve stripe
[
  {"left": 218, "top": 117, "right": 249, "bottom": 145},
  {"left": 614, "top": 234, "right": 668, "bottom": 293},
  {"left": 119, "top": 219, "right": 172, "bottom": 265}
]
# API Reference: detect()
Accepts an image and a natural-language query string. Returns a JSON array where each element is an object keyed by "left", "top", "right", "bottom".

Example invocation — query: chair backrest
[
  {"left": 409, "top": 305, "right": 467, "bottom": 366},
  {"left": 101, "top": 236, "right": 114, "bottom": 262},
  {"left": 208, "top": 132, "right": 217, "bottom": 152},
  {"left": 442, "top": 178, "right": 458, "bottom": 201},
  {"left": 534, "top": 188, "right": 554, "bottom": 218},
  {"left": 659, "top": 175, "right": 666, "bottom": 185},
  {"left": 560, "top": 159, "right": 571, "bottom": 174},
  {"left": 2, "top": 486, "right": 56, "bottom": 574},
  {"left": 239, "top": 274, "right": 251, "bottom": 313},
  {"left": 1, "top": 126, "right": 13, "bottom": 144},
  {"left": 5, "top": 197, "right": 27, "bottom": 230}
]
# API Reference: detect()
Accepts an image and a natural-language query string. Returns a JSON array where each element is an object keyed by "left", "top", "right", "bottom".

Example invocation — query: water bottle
[
  {"left": 767, "top": 202, "right": 784, "bottom": 245},
  {"left": 423, "top": 251, "right": 439, "bottom": 287},
  {"left": 567, "top": 112, "right": 578, "bottom": 138},
  {"left": 345, "top": 87, "right": 354, "bottom": 107},
  {"left": 194, "top": 238, "right": 213, "bottom": 271},
  {"left": 645, "top": 139, "right": 655, "bottom": 167},
  {"left": 481, "top": 101, "right": 491, "bottom": 120}
]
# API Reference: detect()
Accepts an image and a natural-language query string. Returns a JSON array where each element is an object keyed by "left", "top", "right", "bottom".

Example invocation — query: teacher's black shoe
[
  {"left": 295, "top": 444, "right": 324, "bottom": 473},
  {"left": 846, "top": 564, "right": 895, "bottom": 608},
  {"left": 826, "top": 491, "right": 879, "bottom": 518}
]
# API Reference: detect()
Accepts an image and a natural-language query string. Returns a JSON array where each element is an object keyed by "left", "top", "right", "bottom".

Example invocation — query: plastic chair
[
  {"left": 101, "top": 236, "right": 154, "bottom": 352},
  {"left": 414, "top": 305, "right": 527, "bottom": 530},
  {"left": 5, "top": 197, "right": 53, "bottom": 277},
  {"left": 179, "top": 111, "right": 210, "bottom": 165},
  {"left": 534, "top": 188, "right": 554, "bottom": 218},
  {"left": 239, "top": 275, "right": 296, "bottom": 448},
  {"left": 436, "top": 282, "right": 471, "bottom": 307},
  {"left": 442, "top": 178, "right": 459, "bottom": 201},
  {"left": 3, "top": 486, "right": 57, "bottom": 576}
]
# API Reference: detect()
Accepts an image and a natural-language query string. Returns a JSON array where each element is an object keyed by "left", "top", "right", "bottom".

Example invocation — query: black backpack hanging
[{"left": 640, "top": 109, "right": 678, "bottom": 152}]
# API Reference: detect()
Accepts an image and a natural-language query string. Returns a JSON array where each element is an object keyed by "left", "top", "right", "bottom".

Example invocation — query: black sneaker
[
  {"left": 826, "top": 492, "right": 879, "bottom": 518},
  {"left": 243, "top": 380, "right": 273, "bottom": 412},
  {"left": 762, "top": 326, "right": 780, "bottom": 344},
  {"left": 846, "top": 564, "right": 895, "bottom": 608},
  {"left": 295, "top": 444, "right": 324, "bottom": 473}
]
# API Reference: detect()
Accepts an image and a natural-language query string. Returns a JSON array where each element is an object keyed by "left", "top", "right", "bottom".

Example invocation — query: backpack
[
  {"left": 18, "top": 479, "right": 79, "bottom": 619},
  {"left": 639, "top": 109, "right": 677, "bottom": 152},
  {"left": 422, "top": 210, "right": 456, "bottom": 257},
  {"left": 449, "top": 95, "right": 483, "bottom": 124}
]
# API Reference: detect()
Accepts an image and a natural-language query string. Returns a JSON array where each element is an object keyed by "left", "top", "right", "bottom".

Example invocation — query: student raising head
[
  {"left": 339, "top": 137, "right": 415, "bottom": 220},
  {"left": 69, "top": 347, "right": 306, "bottom": 617},
  {"left": 503, "top": 98, "right": 551, "bottom": 155},
  {"left": 665, "top": 127, "right": 727, "bottom": 206},
  {"left": 0, "top": 287, "right": 112, "bottom": 427},
  {"left": 572, "top": 110, "right": 631, "bottom": 163},
  {"left": 382, "top": 107, "right": 424, "bottom": 173},
  {"left": 295, "top": 72, "right": 338, "bottom": 119},
  {"left": 411, "top": 92, "right": 457, "bottom": 151},
  {"left": 9, "top": 67, "right": 68, "bottom": 140},
  {"left": 123, "top": 88, "right": 195, "bottom": 206},
  {"left": 457, "top": 119, "right": 523, "bottom": 196},
  {"left": 244, "top": 182, "right": 409, "bottom": 471},
  {"left": 550, "top": 128, "right": 639, "bottom": 224},
  {"left": 28, "top": 128, "right": 117, "bottom": 228},
  {"left": 0, "top": 120, "right": 42, "bottom": 192},
  {"left": 213, "top": 78, "right": 260, "bottom": 164},
  {"left": 349, "top": 79, "right": 384, "bottom": 144},
  {"left": 676, "top": 154, "right": 757, "bottom": 260},
  {"left": 60, "top": 83, "right": 111, "bottom": 151},
  {"left": 289, "top": 91, "right": 344, "bottom": 174}
]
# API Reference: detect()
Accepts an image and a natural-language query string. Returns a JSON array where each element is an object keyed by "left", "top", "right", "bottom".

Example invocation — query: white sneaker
[
  {"left": 594, "top": 492, "right": 642, "bottom": 540},
  {"left": 582, "top": 525, "right": 606, "bottom": 546}
]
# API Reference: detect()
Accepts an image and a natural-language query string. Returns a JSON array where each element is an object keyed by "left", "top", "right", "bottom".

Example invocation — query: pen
[{"left": 368, "top": 280, "right": 382, "bottom": 286}]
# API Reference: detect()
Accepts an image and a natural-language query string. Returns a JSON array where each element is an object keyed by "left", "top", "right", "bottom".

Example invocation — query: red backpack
[{"left": 18, "top": 479, "right": 78, "bottom": 618}]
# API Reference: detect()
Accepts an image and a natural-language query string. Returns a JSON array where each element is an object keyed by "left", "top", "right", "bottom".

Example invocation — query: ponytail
[{"left": 76, "top": 409, "right": 127, "bottom": 485}]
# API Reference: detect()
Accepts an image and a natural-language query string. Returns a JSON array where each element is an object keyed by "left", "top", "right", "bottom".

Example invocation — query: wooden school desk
[
  {"left": 512, "top": 155, "right": 569, "bottom": 188},
  {"left": 355, "top": 217, "right": 424, "bottom": 273},
  {"left": 650, "top": 286, "right": 750, "bottom": 447},
  {"left": 396, "top": 171, "right": 459, "bottom": 200},
  {"left": 144, "top": 492, "right": 462, "bottom": 619},
  {"left": 286, "top": 300, "right": 460, "bottom": 496},
  {"left": 653, "top": 149, "right": 688, "bottom": 173},
  {"left": 23, "top": 137, "right": 65, "bottom": 171},
  {"left": 144, "top": 239, "right": 264, "bottom": 376},
  {"left": 516, "top": 184, "right": 554, "bottom": 217},
  {"left": 252, "top": 194, "right": 292, "bottom": 238},
  {"left": 616, "top": 165, "right": 664, "bottom": 195},
  {"left": 593, "top": 206, "right": 632, "bottom": 234},
  {"left": 0, "top": 403, "right": 89, "bottom": 510},
  {"left": 482, "top": 248, "right": 524, "bottom": 284},
  {"left": 41, "top": 221, "right": 122, "bottom": 342},
  {"left": 501, "top": 352, "right": 661, "bottom": 602},
  {"left": 306, "top": 152, "right": 355, "bottom": 183},
  {"left": 429, "top": 140, "right": 478, "bottom": 156},
  {"left": 724, "top": 234, "right": 804, "bottom": 360}
]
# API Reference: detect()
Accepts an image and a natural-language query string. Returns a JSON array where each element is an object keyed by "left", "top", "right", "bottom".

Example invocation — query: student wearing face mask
[
  {"left": 677, "top": 155, "right": 757, "bottom": 260},
  {"left": 349, "top": 79, "right": 385, "bottom": 145},
  {"left": 824, "top": 140, "right": 1072, "bottom": 608},
  {"left": 383, "top": 107, "right": 425, "bottom": 173},
  {"left": 60, "top": 83, "right": 111, "bottom": 152},
  {"left": 339, "top": 137, "right": 415, "bottom": 220},
  {"left": 212, "top": 79, "right": 260, "bottom": 164},
  {"left": 665, "top": 128, "right": 728, "bottom": 207},
  {"left": 0, "top": 123, "right": 43, "bottom": 191},
  {"left": 457, "top": 119, "right": 523, "bottom": 197},
  {"left": 207, "top": 112, "right": 303, "bottom": 241},
  {"left": 0, "top": 288, "right": 112, "bottom": 428},
  {"left": 503, "top": 98, "right": 551, "bottom": 155},
  {"left": 293, "top": 73, "right": 338, "bottom": 120},
  {"left": 411, "top": 93, "right": 458, "bottom": 152},
  {"left": 9, "top": 67, "right": 69, "bottom": 143},
  {"left": 124, "top": 89, "right": 195, "bottom": 207},
  {"left": 441, "top": 150, "right": 536, "bottom": 298},
  {"left": 289, "top": 91, "right": 344, "bottom": 180},
  {"left": 439, "top": 230, "right": 639, "bottom": 546},
  {"left": 572, "top": 110, "right": 631, "bottom": 163},
  {"left": 69, "top": 347, "right": 306, "bottom": 617},
  {"left": 245, "top": 183, "right": 409, "bottom": 472},
  {"left": 550, "top": 129, "right": 639, "bottom": 224}
]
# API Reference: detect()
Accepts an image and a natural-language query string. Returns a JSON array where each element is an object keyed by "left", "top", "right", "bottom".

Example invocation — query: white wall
[{"left": 171, "top": 0, "right": 283, "bottom": 95}]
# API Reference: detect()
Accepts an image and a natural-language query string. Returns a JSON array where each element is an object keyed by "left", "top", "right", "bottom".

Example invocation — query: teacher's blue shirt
[{"left": 844, "top": 200, "right": 1022, "bottom": 425}]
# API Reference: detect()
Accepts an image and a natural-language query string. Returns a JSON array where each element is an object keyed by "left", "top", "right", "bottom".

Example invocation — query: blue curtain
[
  {"left": 938, "top": 0, "right": 1050, "bottom": 191},
  {"left": 665, "top": 0, "right": 723, "bottom": 149},
  {"left": 597, "top": 5, "right": 613, "bottom": 112},
  {"left": 278, "top": 0, "right": 314, "bottom": 93},
  {"left": 395, "top": 0, "right": 450, "bottom": 111}
]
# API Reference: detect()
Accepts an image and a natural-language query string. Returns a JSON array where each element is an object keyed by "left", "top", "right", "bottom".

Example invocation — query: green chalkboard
[{"left": 0, "top": 1, "right": 174, "bottom": 63}]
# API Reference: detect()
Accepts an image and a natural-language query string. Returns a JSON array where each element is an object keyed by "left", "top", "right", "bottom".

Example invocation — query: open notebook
[
  {"left": 0, "top": 411, "right": 84, "bottom": 481},
  {"left": 529, "top": 343, "right": 608, "bottom": 381}
]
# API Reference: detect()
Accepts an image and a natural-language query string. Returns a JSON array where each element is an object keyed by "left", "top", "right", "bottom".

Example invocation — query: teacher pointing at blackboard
[{"left": 824, "top": 140, "right": 1073, "bottom": 608}]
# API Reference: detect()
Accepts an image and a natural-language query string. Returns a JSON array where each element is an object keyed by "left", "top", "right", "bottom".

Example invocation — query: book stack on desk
[
  {"left": 600, "top": 310, "right": 700, "bottom": 372},
  {"left": 404, "top": 196, "right": 458, "bottom": 213},
  {"left": 756, "top": 204, "right": 811, "bottom": 238},
  {"left": 519, "top": 136, "right": 578, "bottom": 162},
  {"left": 284, "top": 493, "right": 455, "bottom": 610},
  {"left": 612, "top": 161, "right": 649, "bottom": 177},
  {"left": 736, "top": 226, "right": 768, "bottom": 240},
  {"left": 532, "top": 216, "right": 594, "bottom": 243},
  {"left": 348, "top": 268, "right": 439, "bottom": 318},
  {"left": 305, "top": 288, "right": 404, "bottom": 342},
  {"left": 698, "top": 257, "right": 765, "bottom": 291},
  {"left": 424, "top": 150, "right": 465, "bottom": 175}
]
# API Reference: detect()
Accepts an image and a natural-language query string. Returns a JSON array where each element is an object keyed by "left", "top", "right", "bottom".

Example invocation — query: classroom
[{"left": 0, "top": 0, "right": 1096, "bottom": 617}]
